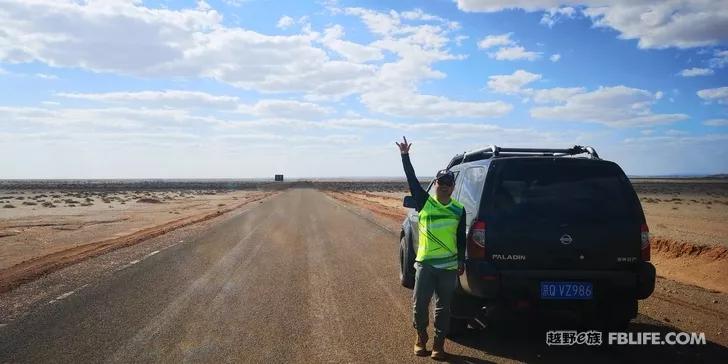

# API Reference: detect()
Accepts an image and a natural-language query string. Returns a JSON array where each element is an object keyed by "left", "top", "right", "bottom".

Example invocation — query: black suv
[{"left": 399, "top": 145, "right": 656, "bottom": 331}]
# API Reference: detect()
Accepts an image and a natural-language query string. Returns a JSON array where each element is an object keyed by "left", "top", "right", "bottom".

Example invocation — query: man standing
[{"left": 396, "top": 136, "right": 466, "bottom": 360}]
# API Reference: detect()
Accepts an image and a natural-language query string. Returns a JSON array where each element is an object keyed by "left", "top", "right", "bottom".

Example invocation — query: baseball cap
[{"left": 435, "top": 169, "right": 455, "bottom": 185}]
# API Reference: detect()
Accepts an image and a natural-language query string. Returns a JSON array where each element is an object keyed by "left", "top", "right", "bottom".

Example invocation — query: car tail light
[
  {"left": 641, "top": 223, "right": 650, "bottom": 261},
  {"left": 468, "top": 220, "right": 487, "bottom": 259}
]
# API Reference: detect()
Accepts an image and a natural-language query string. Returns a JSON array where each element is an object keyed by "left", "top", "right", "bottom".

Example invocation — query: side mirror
[{"left": 403, "top": 195, "right": 416, "bottom": 208}]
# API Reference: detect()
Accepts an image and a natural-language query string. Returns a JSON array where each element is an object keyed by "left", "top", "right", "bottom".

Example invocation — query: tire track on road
[
  {"left": 106, "top": 210, "right": 275, "bottom": 363},
  {"left": 652, "top": 292, "right": 728, "bottom": 321}
]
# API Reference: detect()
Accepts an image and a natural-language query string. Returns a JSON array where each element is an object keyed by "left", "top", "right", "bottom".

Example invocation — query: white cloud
[
  {"left": 455, "top": 1, "right": 728, "bottom": 49},
  {"left": 549, "top": 53, "right": 561, "bottom": 62},
  {"left": 400, "top": 8, "right": 458, "bottom": 29},
  {"left": 477, "top": 33, "right": 541, "bottom": 61},
  {"left": 217, "top": 133, "right": 361, "bottom": 145},
  {"left": 0, "top": 0, "right": 376, "bottom": 99},
  {"left": 623, "top": 133, "right": 728, "bottom": 144},
  {"left": 709, "top": 50, "right": 728, "bottom": 69},
  {"left": 0, "top": 2, "right": 503, "bottom": 117},
  {"left": 531, "top": 87, "right": 585, "bottom": 103},
  {"left": 336, "top": 7, "right": 512, "bottom": 118},
  {"left": 697, "top": 87, "right": 728, "bottom": 104},
  {"left": 0, "top": 106, "right": 221, "bottom": 130},
  {"left": 487, "top": 69, "right": 542, "bottom": 94},
  {"left": 530, "top": 86, "right": 689, "bottom": 127},
  {"left": 456, "top": 0, "right": 563, "bottom": 12},
  {"left": 34, "top": 73, "right": 58, "bottom": 80},
  {"left": 704, "top": 118, "right": 728, "bottom": 126},
  {"left": 320, "top": 25, "right": 384, "bottom": 63},
  {"left": 584, "top": 2, "right": 728, "bottom": 49},
  {"left": 238, "top": 99, "right": 333, "bottom": 120},
  {"left": 173, "top": 28, "right": 377, "bottom": 98},
  {"left": 319, "top": 118, "right": 578, "bottom": 150},
  {"left": 490, "top": 46, "right": 541, "bottom": 61},
  {"left": 454, "top": 35, "right": 469, "bottom": 46},
  {"left": 678, "top": 67, "right": 714, "bottom": 77},
  {"left": 320, "top": 118, "right": 504, "bottom": 133},
  {"left": 485, "top": 70, "right": 695, "bottom": 128},
  {"left": 487, "top": 70, "right": 588, "bottom": 105},
  {"left": 665, "top": 129, "right": 689, "bottom": 136},
  {"left": 477, "top": 33, "right": 514, "bottom": 49},
  {"left": 540, "top": 6, "right": 576, "bottom": 27},
  {"left": 276, "top": 15, "right": 295, "bottom": 29},
  {"left": 56, "top": 90, "right": 241, "bottom": 108},
  {"left": 486, "top": 71, "right": 682, "bottom": 128},
  {"left": 360, "top": 89, "right": 512, "bottom": 118},
  {"left": 0, "top": 0, "right": 219, "bottom": 70},
  {"left": 223, "top": 0, "right": 248, "bottom": 7}
]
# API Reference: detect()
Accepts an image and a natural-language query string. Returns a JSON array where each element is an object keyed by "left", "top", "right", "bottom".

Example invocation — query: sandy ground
[
  {"left": 0, "top": 189, "right": 269, "bottom": 273},
  {"left": 321, "top": 182, "right": 728, "bottom": 294},
  {"left": 638, "top": 191, "right": 728, "bottom": 247}
]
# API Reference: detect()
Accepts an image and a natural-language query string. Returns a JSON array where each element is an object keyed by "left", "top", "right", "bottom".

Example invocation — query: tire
[
  {"left": 606, "top": 299, "right": 637, "bottom": 331},
  {"left": 399, "top": 236, "right": 415, "bottom": 289},
  {"left": 607, "top": 316, "right": 631, "bottom": 332},
  {"left": 589, "top": 299, "right": 636, "bottom": 331}
]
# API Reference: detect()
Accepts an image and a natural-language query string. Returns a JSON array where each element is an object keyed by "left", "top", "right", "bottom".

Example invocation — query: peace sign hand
[{"left": 395, "top": 136, "right": 411, "bottom": 155}]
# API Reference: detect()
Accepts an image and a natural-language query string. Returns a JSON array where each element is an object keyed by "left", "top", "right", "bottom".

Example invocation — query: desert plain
[
  {"left": 0, "top": 178, "right": 726, "bottom": 293},
  {"left": 0, "top": 180, "right": 281, "bottom": 293}
]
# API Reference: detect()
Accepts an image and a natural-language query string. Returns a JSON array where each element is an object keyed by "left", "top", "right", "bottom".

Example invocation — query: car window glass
[
  {"left": 459, "top": 167, "right": 486, "bottom": 225},
  {"left": 493, "top": 160, "right": 637, "bottom": 223},
  {"left": 452, "top": 171, "right": 463, "bottom": 199}
]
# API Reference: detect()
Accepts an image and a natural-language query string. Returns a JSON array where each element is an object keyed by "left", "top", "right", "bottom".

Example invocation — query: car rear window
[{"left": 489, "top": 159, "right": 639, "bottom": 223}]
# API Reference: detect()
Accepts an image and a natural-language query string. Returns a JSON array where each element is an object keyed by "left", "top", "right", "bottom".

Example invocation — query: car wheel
[
  {"left": 399, "top": 236, "right": 415, "bottom": 289},
  {"left": 607, "top": 299, "right": 637, "bottom": 331},
  {"left": 588, "top": 299, "right": 636, "bottom": 330}
]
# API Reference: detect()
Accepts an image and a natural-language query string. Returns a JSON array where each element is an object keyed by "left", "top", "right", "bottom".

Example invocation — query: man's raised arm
[{"left": 396, "top": 136, "right": 427, "bottom": 211}]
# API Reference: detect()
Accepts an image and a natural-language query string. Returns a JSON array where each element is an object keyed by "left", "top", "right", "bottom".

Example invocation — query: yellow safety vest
[{"left": 416, "top": 196, "right": 464, "bottom": 270}]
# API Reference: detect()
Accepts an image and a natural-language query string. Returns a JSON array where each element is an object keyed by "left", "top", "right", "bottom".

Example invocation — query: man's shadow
[{"left": 444, "top": 313, "right": 728, "bottom": 364}]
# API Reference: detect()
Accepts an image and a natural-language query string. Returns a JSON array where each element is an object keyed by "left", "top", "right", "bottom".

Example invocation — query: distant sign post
[{"left": 275, "top": 174, "right": 284, "bottom": 182}]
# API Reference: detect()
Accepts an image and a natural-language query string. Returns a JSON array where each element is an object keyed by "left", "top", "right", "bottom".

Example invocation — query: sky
[{"left": 0, "top": 0, "right": 727, "bottom": 179}]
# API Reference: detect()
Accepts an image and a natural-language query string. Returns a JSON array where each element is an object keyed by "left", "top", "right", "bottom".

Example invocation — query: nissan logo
[{"left": 560, "top": 234, "right": 573, "bottom": 245}]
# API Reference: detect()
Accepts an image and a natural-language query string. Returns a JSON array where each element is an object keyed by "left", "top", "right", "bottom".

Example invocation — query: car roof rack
[{"left": 446, "top": 145, "right": 600, "bottom": 170}]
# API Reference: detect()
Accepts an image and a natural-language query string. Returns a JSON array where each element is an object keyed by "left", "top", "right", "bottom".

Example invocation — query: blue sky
[{"left": 1, "top": 0, "right": 726, "bottom": 178}]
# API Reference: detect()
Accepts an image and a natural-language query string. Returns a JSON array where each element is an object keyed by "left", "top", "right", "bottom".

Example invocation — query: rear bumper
[{"left": 460, "top": 260, "right": 656, "bottom": 301}]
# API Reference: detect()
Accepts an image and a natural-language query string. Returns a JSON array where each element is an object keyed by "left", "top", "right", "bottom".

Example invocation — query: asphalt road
[{"left": 1, "top": 189, "right": 726, "bottom": 363}]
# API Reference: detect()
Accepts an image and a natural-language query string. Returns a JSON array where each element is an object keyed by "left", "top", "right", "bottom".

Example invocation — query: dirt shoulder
[{"left": 0, "top": 190, "right": 275, "bottom": 293}]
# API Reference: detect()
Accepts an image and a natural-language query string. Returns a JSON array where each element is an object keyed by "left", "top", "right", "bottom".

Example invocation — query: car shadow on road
[{"left": 447, "top": 313, "right": 728, "bottom": 364}]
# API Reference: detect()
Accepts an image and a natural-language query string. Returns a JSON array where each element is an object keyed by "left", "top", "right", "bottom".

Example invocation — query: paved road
[{"left": 1, "top": 189, "right": 726, "bottom": 363}]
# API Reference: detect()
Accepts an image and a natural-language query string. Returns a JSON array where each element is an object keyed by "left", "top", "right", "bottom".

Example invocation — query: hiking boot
[
  {"left": 413, "top": 330, "right": 429, "bottom": 356},
  {"left": 430, "top": 336, "right": 447, "bottom": 361}
]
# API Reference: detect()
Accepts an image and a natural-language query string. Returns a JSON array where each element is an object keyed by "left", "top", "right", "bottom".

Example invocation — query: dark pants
[{"left": 412, "top": 261, "right": 458, "bottom": 339}]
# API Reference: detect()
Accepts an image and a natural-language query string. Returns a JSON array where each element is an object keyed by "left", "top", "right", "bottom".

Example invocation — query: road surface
[{"left": 1, "top": 189, "right": 726, "bottom": 363}]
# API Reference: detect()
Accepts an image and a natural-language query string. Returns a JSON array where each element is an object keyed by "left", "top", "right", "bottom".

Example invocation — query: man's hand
[
  {"left": 458, "top": 262, "right": 464, "bottom": 276},
  {"left": 395, "top": 136, "right": 411, "bottom": 155}
]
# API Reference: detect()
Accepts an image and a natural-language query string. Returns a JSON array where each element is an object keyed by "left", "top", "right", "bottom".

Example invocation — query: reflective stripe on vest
[{"left": 416, "top": 196, "right": 464, "bottom": 270}]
